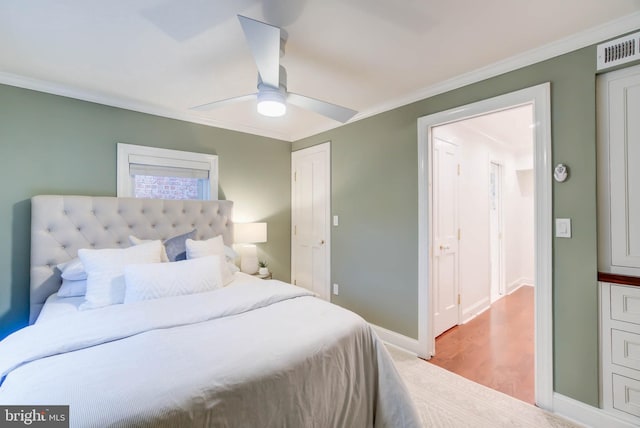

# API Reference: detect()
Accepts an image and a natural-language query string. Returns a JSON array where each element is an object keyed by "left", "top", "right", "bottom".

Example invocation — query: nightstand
[{"left": 253, "top": 272, "right": 272, "bottom": 280}]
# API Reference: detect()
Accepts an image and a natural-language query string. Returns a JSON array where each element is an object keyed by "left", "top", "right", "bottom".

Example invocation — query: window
[{"left": 117, "top": 143, "right": 218, "bottom": 200}]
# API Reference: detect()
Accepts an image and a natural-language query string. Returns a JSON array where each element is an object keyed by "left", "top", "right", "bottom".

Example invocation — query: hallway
[{"left": 428, "top": 286, "right": 535, "bottom": 404}]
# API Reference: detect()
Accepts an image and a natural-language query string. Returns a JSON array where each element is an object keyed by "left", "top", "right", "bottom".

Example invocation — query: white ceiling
[
  {"left": 461, "top": 105, "right": 534, "bottom": 153},
  {"left": 1, "top": 1, "right": 639, "bottom": 141},
  {"left": 434, "top": 104, "right": 534, "bottom": 161}
]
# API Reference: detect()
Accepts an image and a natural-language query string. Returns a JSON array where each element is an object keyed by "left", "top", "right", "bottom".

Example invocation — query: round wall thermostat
[{"left": 554, "top": 164, "right": 568, "bottom": 182}]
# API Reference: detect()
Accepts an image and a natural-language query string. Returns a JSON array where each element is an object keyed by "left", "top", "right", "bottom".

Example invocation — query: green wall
[
  {"left": 294, "top": 46, "right": 602, "bottom": 405},
  {"left": 0, "top": 84, "right": 292, "bottom": 339}
]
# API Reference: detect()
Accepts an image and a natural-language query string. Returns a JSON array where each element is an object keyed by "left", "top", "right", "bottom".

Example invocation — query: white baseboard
[
  {"left": 371, "top": 323, "right": 420, "bottom": 356},
  {"left": 553, "top": 393, "right": 637, "bottom": 428},
  {"left": 507, "top": 277, "right": 535, "bottom": 294},
  {"left": 461, "top": 297, "right": 491, "bottom": 324}
]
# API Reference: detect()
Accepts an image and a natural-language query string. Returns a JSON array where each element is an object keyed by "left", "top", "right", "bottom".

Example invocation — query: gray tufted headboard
[{"left": 30, "top": 195, "right": 234, "bottom": 324}]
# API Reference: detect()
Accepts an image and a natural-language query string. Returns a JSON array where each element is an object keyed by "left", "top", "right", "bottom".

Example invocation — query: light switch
[
  {"left": 333, "top": 215, "right": 339, "bottom": 226},
  {"left": 556, "top": 218, "right": 571, "bottom": 238}
]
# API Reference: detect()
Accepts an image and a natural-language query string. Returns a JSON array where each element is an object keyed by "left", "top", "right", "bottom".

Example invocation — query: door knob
[
  {"left": 439, "top": 244, "right": 450, "bottom": 250},
  {"left": 320, "top": 240, "right": 325, "bottom": 245}
]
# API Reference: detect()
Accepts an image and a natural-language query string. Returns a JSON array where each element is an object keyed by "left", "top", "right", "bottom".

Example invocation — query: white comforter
[{"left": 0, "top": 279, "right": 420, "bottom": 427}]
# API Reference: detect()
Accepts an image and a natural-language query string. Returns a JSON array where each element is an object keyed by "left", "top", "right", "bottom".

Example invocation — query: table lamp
[{"left": 234, "top": 222, "right": 267, "bottom": 274}]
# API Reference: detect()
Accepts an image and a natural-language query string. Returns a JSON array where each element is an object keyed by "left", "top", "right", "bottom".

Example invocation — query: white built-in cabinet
[
  {"left": 598, "top": 63, "right": 640, "bottom": 425},
  {"left": 600, "top": 283, "right": 640, "bottom": 423},
  {"left": 598, "top": 64, "right": 640, "bottom": 276}
]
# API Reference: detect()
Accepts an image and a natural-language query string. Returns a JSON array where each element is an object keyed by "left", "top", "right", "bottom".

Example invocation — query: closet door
[
  {"left": 601, "top": 65, "right": 640, "bottom": 270},
  {"left": 291, "top": 143, "right": 331, "bottom": 300}
]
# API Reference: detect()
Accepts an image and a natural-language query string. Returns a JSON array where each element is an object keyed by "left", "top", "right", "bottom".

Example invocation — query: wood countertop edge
[{"left": 598, "top": 272, "right": 640, "bottom": 287}]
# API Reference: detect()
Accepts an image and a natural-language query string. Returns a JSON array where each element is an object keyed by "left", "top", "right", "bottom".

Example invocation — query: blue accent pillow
[{"left": 164, "top": 229, "right": 196, "bottom": 262}]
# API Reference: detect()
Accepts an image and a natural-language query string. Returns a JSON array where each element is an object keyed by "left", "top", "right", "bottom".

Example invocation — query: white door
[
  {"left": 291, "top": 143, "right": 331, "bottom": 300},
  {"left": 489, "top": 162, "right": 505, "bottom": 303},
  {"left": 433, "top": 137, "right": 460, "bottom": 337}
]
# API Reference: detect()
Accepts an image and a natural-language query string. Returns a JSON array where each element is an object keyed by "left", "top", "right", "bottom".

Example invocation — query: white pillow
[
  {"left": 57, "top": 258, "right": 87, "bottom": 281},
  {"left": 129, "top": 229, "right": 197, "bottom": 263},
  {"left": 186, "top": 236, "right": 234, "bottom": 286},
  {"left": 78, "top": 240, "right": 163, "bottom": 310},
  {"left": 124, "top": 255, "right": 223, "bottom": 303},
  {"left": 129, "top": 235, "right": 170, "bottom": 263},
  {"left": 58, "top": 279, "right": 87, "bottom": 297}
]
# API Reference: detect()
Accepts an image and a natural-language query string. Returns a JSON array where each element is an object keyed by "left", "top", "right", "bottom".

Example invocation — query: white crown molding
[
  {"left": 290, "top": 11, "right": 640, "bottom": 142},
  {"left": 0, "top": 71, "right": 293, "bottom": 142},
  {"left": 2, "top": 12, "right": 639, "bottom": 143}
]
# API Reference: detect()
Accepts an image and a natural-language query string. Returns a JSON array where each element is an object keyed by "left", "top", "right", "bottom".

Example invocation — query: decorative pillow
[
  {"left": 129, "top": 229, "right": 196, "bottom": 262},
  {"left": 57, "top": 258, "right": 87, "bottom": 281},
  {"left": 57, "top": 279, "right": 87, "bottom": 298},
  {"left": 78, "top": 240, "right": 163, "bottom": 310},
  {"left": 163, "top": 229, "right": 196, "bottom": 261},
  {"left": 124, "top": 255, "right": 223, "bottom": 303},
  {"left": 186, "top": 236, "right": 234, "bottom": 286}
]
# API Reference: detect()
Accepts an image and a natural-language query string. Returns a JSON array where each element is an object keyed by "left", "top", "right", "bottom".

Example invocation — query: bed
[{"left": 0, "top": 195, "right": 420, "bottom": 427}]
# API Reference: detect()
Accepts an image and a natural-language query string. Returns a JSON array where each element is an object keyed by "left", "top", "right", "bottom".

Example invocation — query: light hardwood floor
[{"left": 427, "top": 286, "right": 535, "bottom": 404}]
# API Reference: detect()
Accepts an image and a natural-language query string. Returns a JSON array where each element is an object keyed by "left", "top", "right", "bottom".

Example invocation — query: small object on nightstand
[
  {"left": 258, "top": 260, "right": 269, "bottom": 276},
  {"left": 253, "top": 272, "right": 272, "bottom": 280}
]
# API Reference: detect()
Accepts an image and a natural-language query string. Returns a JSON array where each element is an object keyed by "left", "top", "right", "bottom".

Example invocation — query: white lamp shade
[{"left": 234, "top": 222, "right": 267, "bottom": 244}]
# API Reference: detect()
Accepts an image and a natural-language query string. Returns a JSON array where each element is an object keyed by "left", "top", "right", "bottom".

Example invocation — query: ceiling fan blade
[
  {"left": 262, "top": 0, "right": 306, "bottom": 27},
  {"left": 287, "top": 93, "right": 358, "bottom": 123},
  {"left": 142, "top": 0, "right": 258, "bottom": 42},
  {"left": 237, "top": 15, "right": 281, "bottom": 88},
  {"left": 190, "top": 93, "right": 256, "bottom": 111}
]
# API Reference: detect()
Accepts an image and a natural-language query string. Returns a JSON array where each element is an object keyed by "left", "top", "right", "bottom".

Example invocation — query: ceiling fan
[{"left": 191, "top": 15, "right": 358, "bottom": 123}]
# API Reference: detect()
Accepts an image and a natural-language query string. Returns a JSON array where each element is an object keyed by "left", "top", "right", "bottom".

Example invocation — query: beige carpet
[{"left": 387, "top": 346, "right": 582, "bottom": 428}]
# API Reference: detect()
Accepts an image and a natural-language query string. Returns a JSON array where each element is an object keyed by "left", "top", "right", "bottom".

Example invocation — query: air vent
[{"left": 597, "top": 32, "right": 640, "bottom": 71}]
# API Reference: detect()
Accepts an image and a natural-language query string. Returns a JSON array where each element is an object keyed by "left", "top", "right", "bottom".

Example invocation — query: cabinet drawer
[
  {"left": 611, "top": 285, "right": 640, "bottom": 324},
  {"left": 613, "top": 374, "right": 640, "bottom": 417},
  {"left": 612, "top": 329, "right": 640, "bottom": 370}
]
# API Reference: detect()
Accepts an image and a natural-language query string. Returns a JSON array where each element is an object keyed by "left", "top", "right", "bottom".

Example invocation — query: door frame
[
  {"left": 291, "top": 142, "right": 331, "bottom": 300},
  {"left": 417, "top": 83, "right": 553, "bottom": 409},
  {"left": 489, "top": 160, "right": 505, "bottom": 303}
]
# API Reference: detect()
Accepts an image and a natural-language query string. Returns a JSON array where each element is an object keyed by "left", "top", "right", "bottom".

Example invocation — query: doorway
[
  {"left": 429, "top": 106, "right": 535, "bottom": 403},
  {"left": 430, "top": 106, "right": 534, "bottom": 327},
  {"left": 417, "top": 83, "right": 553, "bottom": 409}
]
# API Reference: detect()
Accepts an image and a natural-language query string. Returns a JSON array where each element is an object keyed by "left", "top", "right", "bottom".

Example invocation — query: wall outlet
[{"left": 333, "top": 283, "right": 339, "bottom": 295}]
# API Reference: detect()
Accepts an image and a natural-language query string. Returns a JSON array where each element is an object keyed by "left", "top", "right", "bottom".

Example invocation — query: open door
[{"left": 433, "top": 137, "right": 460, "bottom": 337}]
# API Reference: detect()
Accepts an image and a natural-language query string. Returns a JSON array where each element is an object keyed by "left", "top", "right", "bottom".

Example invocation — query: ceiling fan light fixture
[
  {"left": 257, "top": 99, "right": 286, "bottom": 117},
  {"left": 190, "top": 16, "right": 357, "bottom": 122},
  {"left": 257, "top": 85, "right": 286, "bottom": 117}
]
